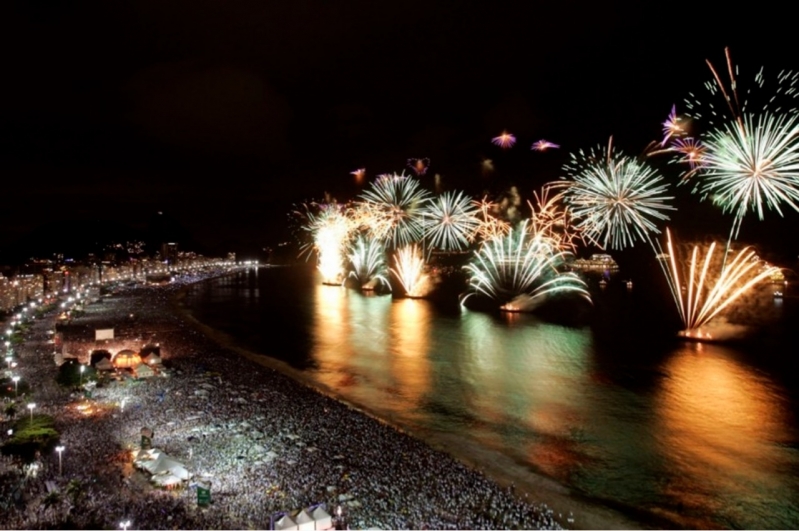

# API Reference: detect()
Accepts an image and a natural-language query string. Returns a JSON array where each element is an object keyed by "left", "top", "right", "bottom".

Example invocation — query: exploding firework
[
  {"left": 301, "top": 203, "right": 354, "bottom": 285},
  {"left": 351, "top": 168, "right": 366, "bottom": 184},
  {"left": 356, "top": 172, "right": 431, "bottom": 248},
  {"left": 421, "top": 191, "right": 480, "bottom": 252},
  {"left": 462, "top": 220, "right": 590, "bottom": 312},
  {"left": 408, "top": 158, "right": 430, "bottom": 176},
  {"left": 662, "top": 229, "right": 780, "bottom": 340},
  {"left": 680, "top": 49, "right": 799, "bottom": 238},
  {"left": 661, "top": 105, "right": 686, "bottom": 146},
  {"left": 348, "top": 234, "right": 390, "bottom": 291},
  {"left": 561, "top": 137, "right": 675, "bottom": 250},
  {"left": 689, "top": 112, "right": 799, "bottom": 238},
  {"left": 527, "top": 183, "right": 584, "bottom": 252},
  {"left": 671, "top": 137, "right": 706, "bottom": 171},
  {"left": 472, "top": 198, "right": 512, "bottom": 242},
  {"left": 492, "top": 131, "right": 517, "bottom": 149},
  {"left": 391, "top": 245, "right": 433, "bottom": 298},
  {"left": 531, "top": 139, "right": 560, "bottom": 151},
  {"left": 684, "top": 47, "right": 799, "bottom": 129}
]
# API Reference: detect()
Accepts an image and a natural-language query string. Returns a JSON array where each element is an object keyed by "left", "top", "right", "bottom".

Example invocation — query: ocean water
[{"left": 183, "top": 265, "right": 799, "bottom": 529}]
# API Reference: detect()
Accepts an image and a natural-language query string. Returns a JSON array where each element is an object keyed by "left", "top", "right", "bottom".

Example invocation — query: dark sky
[{"left": 3, "top": 1, "right": 799, "bottom": 260}]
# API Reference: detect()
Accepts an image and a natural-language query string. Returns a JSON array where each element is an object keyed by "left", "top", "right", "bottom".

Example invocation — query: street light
[
  {"left": 4, "top": 356, "right": 10, "bottom": 369},
  {"left": 80, "top": 365, "right": 85, "bottom": 387},
  {"left": 55, "top": 445, "right": 65, "bottom": 475},
  {"left": 119, "top": 520, "right": 131, "bottom": 531},
  {"left": 27, "top": 403, "right": 36, "bottom": 423},
  {"left": 12, "top": 376, "right": 20, "bottom": 397}
]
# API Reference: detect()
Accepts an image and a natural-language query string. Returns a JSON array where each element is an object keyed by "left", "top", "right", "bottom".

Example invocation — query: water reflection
[
  {"left": 311, "top": 286, "right": 434, "bottom": 423},
  {"left": 310, "top": 284, "right": 353, "bottom": 389},
  {"left": 387, "top": 299, "right": 432, "bottom": 419},
  {"left": 187, "top": 268, "right": 799, "bottom": 529},
  {"left": 655, "top": 342, "right": 799, "bottom": 528}
]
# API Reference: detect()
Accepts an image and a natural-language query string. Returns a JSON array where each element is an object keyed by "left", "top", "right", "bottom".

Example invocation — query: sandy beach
[{"left": 1, "top": 270, "right": 660, "bottom": 529}]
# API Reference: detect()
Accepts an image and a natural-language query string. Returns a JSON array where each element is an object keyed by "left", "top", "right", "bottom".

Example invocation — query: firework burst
[
  {"left": 356, "top": 172, "right": 431, "bottom": 248},
  {"left": 462, "top": 220, "right": 590, "bottom": 312},
  {"left": 527, "top": 183, "right": 584, "bottom": 252},
  {"left": 671, "top": 137, "right": 706, "bottom": 171},
  {"left": 348, "top": 234, "right": 391, "bottom": 291},
  {"left": 492, "top": 131, "right": 517, "bottom": 149},
  {"left": 472, "top": 198, "right": 512, "bottom": 242},
  {"left": 421, "top": 191, "right": 480, "bottom": 252},
  {"left": 680, "top": 49, "right": 799, "bottom": 237},
  {"left": 408, "top": 158, "right": 430, "bottom": 176},
  {"left": 351, "top": 168, "right": 366, "bottom": 184},
  {"left": 391, "top": 245, "right": 433, "bottom": 298},
  {"left": 685, "top": 47, "right": 799, "bottom": 129},
  {"left": 531, "top": 139, "right": 560, "bottom": 151},
  {"left": 661, "top": 105, "right": 686, "bottom": 146},
  {"left": 562, "top": 138, "right": 675, "bottom": 250},
  {"left": 301, "top": 203, "right": 355, "bottom": 285},
  {"left": 690, "top": 112, "right": 799, "bottom": 237},
  {"left": 662, "top": 229, "right": 780, "bottom": 340}
]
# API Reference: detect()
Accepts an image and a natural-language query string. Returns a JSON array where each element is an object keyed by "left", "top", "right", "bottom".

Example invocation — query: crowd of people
[{"left": 1, "top": 269, "right": 567, "bottom": 530}]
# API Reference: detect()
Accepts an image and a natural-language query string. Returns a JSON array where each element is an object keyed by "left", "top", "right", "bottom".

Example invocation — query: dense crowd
[{"left": 1, "top": 270, "right": 565, "bottom": 530}]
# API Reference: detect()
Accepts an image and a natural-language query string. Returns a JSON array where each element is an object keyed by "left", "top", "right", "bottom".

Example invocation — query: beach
[{"left": 1, "top": 270, "right": 652, "bottom": 530}]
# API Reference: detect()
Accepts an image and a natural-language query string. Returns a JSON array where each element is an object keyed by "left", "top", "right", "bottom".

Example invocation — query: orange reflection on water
[
  {"left": 311, "top": 284, "right": 353, "bottom": 390},
  {"left": 654, "top": 343, "right": 794, "bottom": 520},
  {"left": 311, "top": 286, "right": 432, "bottom": 421},
  {"left": 387, "top": 299, "right": 432, "bottom": 411}
]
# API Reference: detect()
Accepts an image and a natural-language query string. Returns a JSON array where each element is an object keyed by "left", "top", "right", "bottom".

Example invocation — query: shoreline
[{"left": 172, "top": 274, "right": 668, "bottom": 530}]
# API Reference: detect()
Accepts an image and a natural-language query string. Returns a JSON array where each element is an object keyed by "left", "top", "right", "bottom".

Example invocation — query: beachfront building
[{"left": 0, "top": 273, "right": 45, "bottom": 313}]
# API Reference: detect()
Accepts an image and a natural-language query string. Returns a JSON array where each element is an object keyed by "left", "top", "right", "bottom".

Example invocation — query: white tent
[
  {"left": 152, "top": 473, "right": 183, "bottom": 487},
  {"left": 95, "top": 358, "right": 114, "bottom": 371},
  {"left": 295, "top": 509, "right": 314, "bottom": 531},
  {"left": 136, "top": 364, "right": 155, "bottom": 379},
  {"left": 275, "top": 515, "right": 298, "bottom": 531},
  {"left": 311, "top": 506, "right": 333, "bottom": 530},
  {"left": 139, "top": 453, "right": 189, "bottom": 480},
  {"left": 134, "top": 449, "right": 163, "bottom": 469},
  {"left": 144, "top": 353, "right": 162, "bottom": 366}
]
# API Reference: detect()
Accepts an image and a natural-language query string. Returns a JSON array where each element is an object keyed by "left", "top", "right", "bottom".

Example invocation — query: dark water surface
[{"left": 184, "top": 266, "right": 799, "bottom": 529}]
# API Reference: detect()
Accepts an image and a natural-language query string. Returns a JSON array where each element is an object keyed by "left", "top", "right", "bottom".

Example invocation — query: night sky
[{"left": 3, "top": 2, "right": 799, "bottom": 261}]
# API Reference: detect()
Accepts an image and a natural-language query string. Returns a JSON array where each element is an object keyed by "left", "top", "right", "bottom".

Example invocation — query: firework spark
[
  {"left": 531, "top": 139, "right": 560, "bottom": 151},
  {"left": 472, "top": 198, "right": 512, "bottom": 242},
  {"left": 691, "top": 112, "right": 799, "bottom": 236},
  {"left": 348, "top": 234, "right": 390, "bottom": 291},
  {"left": 685, "top": 47, "right": 799, "bottom": 128},
  {"left": 351, "top": 168, "right": 366, "bottom": 184},
  {"left": 408, "top": 158, "right": 430, "bottom": 176},
  {"left": 356, "top": 172, "right": 431, "bottom": 248},
  {"left": 391, "top": 245, "right": 433, "bottom": 298},
  {"left": 302, "top": 203, "right": 354, "bottom": 285},
  {"left": 662, "top": 229, "right": 780, "bottom": 339},
  {"left": 672, "top": 137, "right": 706, "bottom": 171},
  {"left": 421, "top": 191, "right": 481, "bottom": 252},
  {"left": 492, "top": 131, "right": 517, "bottom": 149},
  {"left": 462, "top": 220, "right": 590, "bottom": 312},
  {"left": 661, "top": 105, "right": 685, "bottom": 146},
  {"left": 527, "top": 183, "right": 584, "bottom": 252},
  {"left": 561, "top": 137, "right": 675, "bottom": 250}
]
